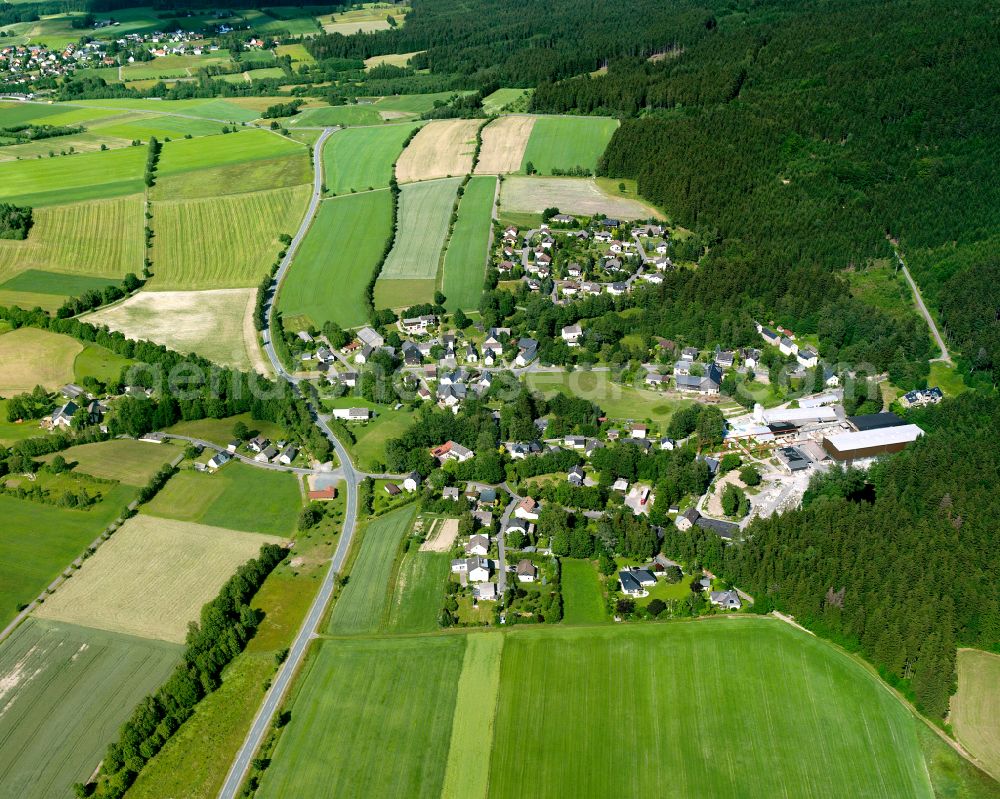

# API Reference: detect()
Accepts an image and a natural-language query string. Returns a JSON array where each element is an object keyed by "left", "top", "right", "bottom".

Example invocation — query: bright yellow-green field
[
  {"left": 952, "top": 649, "right": 1000, "bottom": 781},
  {"left": 149, "top": 185, "right": 310, "bottom": 289},
  {"left": 152, "top": 153, "right": 311, "bottom": 200},
  {"left": 40, "top": 439, "right": 183, "bottom": 485},
  {"left": 0, "top": 327, "right": 82, "bottom": 394},
  {"left": 0, "top": 145, "right": 146, "bottom": 206}
]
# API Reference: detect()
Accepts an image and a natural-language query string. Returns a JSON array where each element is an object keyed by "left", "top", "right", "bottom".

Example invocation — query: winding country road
[{"left": 217, "top": 126, "right": 362, "bottom": 799}]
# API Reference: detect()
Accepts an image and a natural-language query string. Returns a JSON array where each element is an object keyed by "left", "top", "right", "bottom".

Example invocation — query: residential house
[
  {"left": 515, "top": 338, "right": 538, "bottom": 367},
  {"left": 226, "top": 439, "right": 239, "bottom": 454},
  {"left": 248, "top": 435, "right": 269, "bottom": 453},
  {"left": 741, "top": 348, "right": 761, "bottom": 370},
  {"left": 619, "top": 570, "right": 645, "bottom": 597},
  {"left": 516, "top": 559, "right": 537, "bottom": 583},
  {"left": 472, "top": 510, "right": 494, "bottom": 529},
  {"left": 384, "top": 482, "right": 402, "bottom": 496},
  {"left": 332, "top": 407, "right": 372, "bottom": 421},
  {"left": 710, "top": 589, "right": 742, "bottom": 610},
  {"left": 561, "top": 324, "right": 582, "bottom": 345},
  {"left": 307, "top": 485, "right": 337, "bottom": 501},
  {"left": 465, "top": 534, "right": 490, "bottom": 557},
  {"left": 356, "top": 326, "right": 384, "bottom": 349},
  {"left": 659, "top": 437, "right": 676, "bottom": 450},
  {"left": 277, "top": 445, "right": 297, "bottom": 466},
  {"left": 675, "top": 363, "right": 723, "bottom": 395},
  {"left": 567, "top": 465, "right": 585, "bottom": 485},
  {"left": 900, "top": 387, "right": 944, "bottom": 408},
  {"left": 401, "top": 314, "right": 436, "bottom": 334},
  {"left": 759, "top": 327, "right": 781, "bottom": 347},
  {"left": 675, "top": 507, "right": 701, "bottom": 531},
  {"left": 612, "top": 478, "right": 629, "bottom": 492},
  {"left": 674, "top": 359, "right": 694, "bottom": 376},
  {"left": 442, "top": 486, "right": 460, "bottom": 501},
  {"left": 606, "top": 282, "right": 627, "bottom": 296},
  {"left": 431, "top": 441, "right": 475, "bottom": 463},
  {"left": 475, "top": 582, "right": 498, "bottom": 601},
  {"left": 255, "top": 445, "right": 278, "bottom": 463},
  {"left": 514, "top": 496, "right": 540, "bottom": 521},
  {"left": 779, "top": 336, "right": 798, "bottom": 357},
  {"left": 49, "top": 401, "right": 77, "bottom": 429},
  {"left": 631, "top": 424, "right": 648, "bottom": 439},
  {"left": 715, "top": 349, "right": 735, "bottom": 368},
  {"left": 797, "top": 347, "right": 818, "bottom": 368},
  {"left": 403, "top": 472, "right": 421, "bottom": 492},
  {"left": 207, "top": 451, "right": 230, "bottom": 470}
]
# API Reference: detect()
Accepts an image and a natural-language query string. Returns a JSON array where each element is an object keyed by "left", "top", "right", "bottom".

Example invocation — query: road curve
[{"left": 217, "top": 127, "right": 361, "bottom": 799}]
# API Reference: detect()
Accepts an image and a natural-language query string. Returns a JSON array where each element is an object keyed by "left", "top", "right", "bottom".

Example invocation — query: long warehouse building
[{"left": 822, "top": 424, "right": 924, "bottom": 461}]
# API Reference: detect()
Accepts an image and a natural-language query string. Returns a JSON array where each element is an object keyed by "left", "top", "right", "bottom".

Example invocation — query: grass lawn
[
  {"left": 380, "top": 177, "right": 461, "bottom": 279},
  {"left": 952, "top": 649, "right": 1000, "bottom": 781},
  {"left": 142, "top": 462, "right": 302, "bottom": 536},
  {"left": 326, "top": 397, "right": 416, "bottom": 470},
  {"left": 929, "top": 360, "right": 968, "bottom": 397},
  {"left": 327, "top": 504, "right": 416, "bottom": 635},
  {"left": 443, "top": 175, "right": 496, "bottom": 311},
  {"left": 35, "top": 514, "right": 283, "bottom": 642},
  {"left": 374, "top": 277, "right": 437, "bottom": 308},
  {"left": 373, "top": 92, "right": 471, "bottom": 115},
  {"left": 0, "top": 486, "right": 135, "bottom": 627},
  {"left": 163, "top": 412, "right": 283, "bottom": 447},
  {"left": 323, "top": 122, "right": 422, "bottom": 195},
  {"left": 44, "top": 439, "right": 182, "bottom": 485},
  {"left": 488, "top": 619, "right": 934, "bottom": 798},
  {"left": 527, "top": 370, "right": 691, "bottom": 428},
  {"left": 635, "top": 572, "right": 695, "bottom": 608},
  {"left": 0, "top": 145, "right": 146, "bottom": 206},
  {"left": 0, "top": 327, "right": 82, "bottom": 394},
  {"left": 560, "top": 558, "right": 608, "bottom": 624},
  {"left": 258, "top": 635, "right": 464, "bottom": 798},
  {"left": 149, "top": 185, "right": 309, "bottom": 289},
  {"left": 0, "top": 399, "right": 50, "bottom": 445},
  {"left": 0, "top": 619, "right": 181, "bottom": 799},
  {"left": 384, "top": 549, "right": 450, "bottom": 633},
  {"left": 0, "top": 270, "right": 120, "bottom": 297},
  {"left": 520, "top": 116, "right": 619, "bottom": 175},
  {"left": 441, "top": 633, "right": 504, "bottom": 799},
  {"left": 279, "top": 191, "right": 392, "bottom": 329},
  {"left": 156, "top": 128, "right": 303, "bottom": 178}
]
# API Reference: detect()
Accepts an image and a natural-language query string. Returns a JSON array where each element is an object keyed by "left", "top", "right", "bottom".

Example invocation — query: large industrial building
[{"left": 822, "top": 424, "right": 924, "bottom": 461}]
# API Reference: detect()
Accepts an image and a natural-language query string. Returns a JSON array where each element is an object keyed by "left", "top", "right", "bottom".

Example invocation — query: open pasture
[
  {"left": 0, "top": 487, "right": 135, "bottom": 627},
  {"left": 953, "top": 649, "right": 1000, "bottom": 780},
  {"left": 89, "top": 110, "right": 228, "bottom": 141},
  {"left": 74, "top": 341, "right": 133, "bottom": 384},
  {"left": 0, "top": 327, "right": 81, "bottom": 394},
  {"left": 365, "top": 51, "right": 423, "bottom": 70},
  {"left": 71, "top": 97, "right": 265, "bottom": 123},
  {"left": 385, "top": 549, "right": 450, "bottom": 633},
  {"left": 323, "top": 122, "right": 421, "bottom": 195},
  {"left": 279, "top": 190, "right": 393, "bottom": 329},
  {"left": 0, "top": 195, "right": 143, "bottom": 288},
  {"left": 87, "top": 288, "right": 262, "bottom": 371},
  {"left": 560, "top": 558, "right": 608, "bottom": 624},
  {"left": 395, "top": 119, "right": 481, "bottom": 182},
  {"left": 520, "top": 115, "right": 619, "bottom": 175},
  {"left": 373, "top": 92, "right": 472, "bottom": 116},
  {"left": 142, "top": 462, "right": 302, "bottom": 537},
  {"left": 373, "top": 277, "right": 436, "bottom": 308},
  {"left": 276, "top": 43, "right": 314, "bottom": 63},
  {"left": 326, "top": 504, "right": 416, "bottom": 635},
  {"left": 488, "top": 620, "right": 933, "bottom": 798},
  {"left": 0, "top": 619, "right": 181, "bottom": 799},
  {"left": 475, "top": 115, "right": 535, "bottom": 174},
  {"left": 379, "top": 177, "right": 461, "bottom": 280},
  {"left": 442, "top": 175, "right": 496, "bottom": 310},
  {"left": 0, "top": 145, "right": 145, "bottom": 206},
  {"left": 157, "top": 128, "right": 302, "bottom": 177},
  {"left": 35, "top": 514, "right": 283, "bottom": 643},
  {"left": 502, "top": 176, "right": 662, "bottom": 220},
  {"left": 152, "top": 152, "right": 310, "bottom": 200},
  {"left": 162, "top": 413, "right": 284, "bottom": 449},
  {"left": 258, "top": 635, "right": 463, "bottom": 799},
  {"left": 526, "top": 370, "right": 687, "bottom": 425},
  {"left": 286, "top": 103, "right": 382, "bottom": 127},
  {"left": 120, "top": 52, "right": 231, "bottom": 81},
  {"left": 45, "top": 439, "right": 180, "bottom": 485},
  {"left": 0, "top": 130, "right": 128, "bottom": 161},
  {"left": 149, "top": 185, "right": 310, "bottom": 290}
]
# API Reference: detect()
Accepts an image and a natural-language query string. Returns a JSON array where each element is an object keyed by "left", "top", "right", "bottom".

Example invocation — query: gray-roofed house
[
  {"left": 465, "top": 534, "right": 490, "bottom": 556},
  {"left": 696, "top": 516, "right": 740, "bottom": 540},
  {"left": 403, "top": 472, "right": 422, "bottom": 492},
  {"left": 676, "top": 507, "right": 701, "bottom": 531},
  {"left": 356, "top": 326, "right": 384, "bottom": 349},
  {"left": 516, "top": 559, "right": 537, "bottom": 583},
  {"left": 567, "top": 465, "right": 585, "bottom": 485},
  {"left": 619, "top": 570, "right": 644, "bottom": 597},
  {"left": 443, "top": 486, "right": 460, "bottom": 501},
  {"left": 710, "top": 589, "right": 742, "bottom": 610}
]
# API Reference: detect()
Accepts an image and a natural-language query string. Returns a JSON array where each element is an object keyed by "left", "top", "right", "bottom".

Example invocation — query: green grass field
[
  {"left": 279, "top": 191, "right": 393, "bottom": 329},
  {"left": 323, "top": 122, "right": 421, "bottom": 195},
  {"left": 142, "top": 462, "right": 302, "bottom": 536},
  {"left": 0, "top": 486, "right": 135, "bottom": 626},
  {"left": 162, "top": 413, "right": 284, "bottom": 448},
  {"left": 0, "top": 619, "right": 181, "bottom": 799},
  {"left": 327, "top": 504, "right": 416, "bottom": 635},
  {"left": 0, "top": 145, "right": 146, "bottom": 206},
  {"left": 373, "top": 92, "right": 472, "bottom": 115},
  {"left": 482, "top": 88, "right": 532, "bottom": 114},
  {"left": 0, "top": 270, "right": 120, "bottom": 296},
  {"left": 520, "top": 116, "right": 620, "bottom": 175},
  {"left": 487, "top": 620, "right": 933, "bottom": 798},
  {"left": 152, "top": 152, "right": 310, "bottom": 200},
  {"left": 443, "top": 175, "right": 495, "bottom": 310},
  {"left": 379, "top": 177, "right": 461, "bottom": 280},
  {"left": 289, "top": 104, "right": 383, "bottom": 127},
  {"left": 150, "top": 185, "right": 309, "bottom": 289},
  {"left": 74, "top": 342, "right": 133, "bottom": 384},
  {"left": 121, "top": 53, "right": 231, "bottom": 81},
  {"left": 952, "top": 649, "right": 1000, "bottom": 781},
  {"left": 258, "top": 635, "right": 464, "bottom": 798},
  {"left": 325, "top": 397, "right": 415, "bottom": 470},
  {"left": 385, "top": 549, "right": 450, "bottom": 633},
  {"left": 157, "top": 129, "right": 303, "bottom": 178},
  {"left": 46, "top": 439, "right": 181, "bottom": 485},
  {"left": 560, "top": 558, "right": 608, "bottom": 624},
  {"left": 373, "top": 276, "right": 437, "bottom": 308},
  {"left": 0, "top": 326, "right": 82, "bottom": 394},
  {"left": 71, "top": 98, "right": 265, "bottom": 124}
]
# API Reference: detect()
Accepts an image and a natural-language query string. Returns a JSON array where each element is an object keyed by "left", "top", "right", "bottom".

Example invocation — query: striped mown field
[
  {"left": 442, "top": 175, "right": 496, "bottom": 311},
  {"left": 379, "top": 177, "right": 461, "bottom": 280},
  {"left": 149, "top": 185, "right": 310, "bottom": 289},
  {"left": 323, "top": 122, "right": 422, "bottom": 195},
  {"left": 0, "top": 145, "right": 146, "bottom": 206}
]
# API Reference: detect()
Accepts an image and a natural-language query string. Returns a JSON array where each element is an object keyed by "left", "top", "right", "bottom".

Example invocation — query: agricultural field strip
[
  {"left": 952, "top": 649, "right": 1000, "bottom": 780},
  {"left": 395, "top": 118, "right": 481, "bottom": 183},
  {"left": 442, "top": 175, "right": 497, "bottom": 310},
  {"left": 380, "top": 177, "right": 462, "bottom": 280}
]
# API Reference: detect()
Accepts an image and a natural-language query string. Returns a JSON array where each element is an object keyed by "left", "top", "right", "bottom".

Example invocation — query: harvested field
[
  {"left": 501, "top": 176, "right": 662, "bottom": 220},
  {"left": 323, "top": 19, "right": 390, "bottom": 34},
  {"left": 420, "top": 517, "right": 459, "bottom": 552},
  {"left": 0, "top": 195, "right": 143, "bottom": 287},
  {"left": 87, "top": 288, "right": 266, "bottom": 372},
  {"left": 149, "top": 185, "right": 310, "bottom": 290},
  {"left": 395, "top": 119, "right": 481, "bottom": 183},
  {"left": 364, "top": 51, "right": 423, "bottom": 70},
  {"left": 0, "top": 327, "right": 81, "bottom": 394},
  {"left": 35, "top": 515, "right": 283, "bottom": 643},
  {"left": 475, "top": 116, "right": 535, "bottom": 174},
  {"left": 380, "top": 177, "right": 461, "bottom": 279},
  {"left": 0, "top": 619, "right": 181, "bottom": 799},
  {"left": 953, "top": 649, "right": 1000, "bottom": 780}
]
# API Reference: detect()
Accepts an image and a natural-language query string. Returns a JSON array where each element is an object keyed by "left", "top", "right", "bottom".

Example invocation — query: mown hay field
[
  {"left": 87, "top": 288, "right": 262, "bottom": 371},
  {"left": 384, "top": 549, "right": 451, "bottom": 634},
  {"left": 520, "top": 115, "right": 619, "bottom": 175},
  {"left": 149, "top": 185, "right": 310, "bottom": 290},
  {"left": 395, "top": 119, "right": 480, "bottom": 182},
  {"left": 142, "top": 462, "right": 302, "bottom": 537},
  {"left": 0, "top": 487, "right": 135, "bottom": 627},
  {"left": 326, "top": 505, "right": 417, "bottom": 635},
  {"left": 0, "top": 327, "right": 82, "bottom": 394},
  {"left": 152, "top": 152, "right": 311, "bottom": 200},
  {"left": 287, "top": 104, "right": 382, "bottom": 127},
  {"left": 157, "top": 128, "right": 303, "bottom": 178},
  {"left": 501, "top": 176, "right": 662, "bottom": 220},
  {"left": 379, "top": 177, "right": 461, "bottom": 280},
  {"left": 323, "top": 122, "right": 422, "bottom": 195},
  {"left": 279, "top": 191, "right": 393, "bottom": 329},
  {"left": 0, "top": 145, "right": 146, "bottom": 206},
  {"left": 35, "top": 514, "right": 284, "bottom": 643},
  {"left": 258, "top": 635, "right": 463, "bottom": 798},
  {"left": 952, "top": 649, "right": 1000, "bottom": 780},
  {"left": 0, "top": 195, "right": 144, "bottom": 287},
  {"left": 41, "top": 439, "right": 182, "bottom": 485},
  {"left": 442, "top": 175, "right": 496, "bottom": 311},
  {"left": 0, "top": 619, "right": 181, "bottom": 799},
  {"left": 475, "top": 115, "right": 535, "bottom": 174},
  {"left": 559, "top": 558, "right": 608, "bottom": 624},
  {"left": 72, "top": 97, "right": 265, "bottom": 123},
  {"left": 373, "top": 277, "right": 436, "bottom": 308}
]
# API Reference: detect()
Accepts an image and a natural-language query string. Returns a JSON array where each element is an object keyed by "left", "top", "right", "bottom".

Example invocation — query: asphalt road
[{"left": 217, "top": 126, "right": 362, "bottom": 799}]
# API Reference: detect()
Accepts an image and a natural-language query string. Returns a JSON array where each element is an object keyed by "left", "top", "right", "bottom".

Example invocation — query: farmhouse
[
  {"left": 49, "top": 401, "right": 78, "bottom": 429},
  {"left": 356, "top": 327, "right": 384, "bottom": 349},
  {"left": 676, "top": 363, "right": 723, "bottom": 395},
  {"left": 516, "top": 559, "right": 537, "bottom": 583}
]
